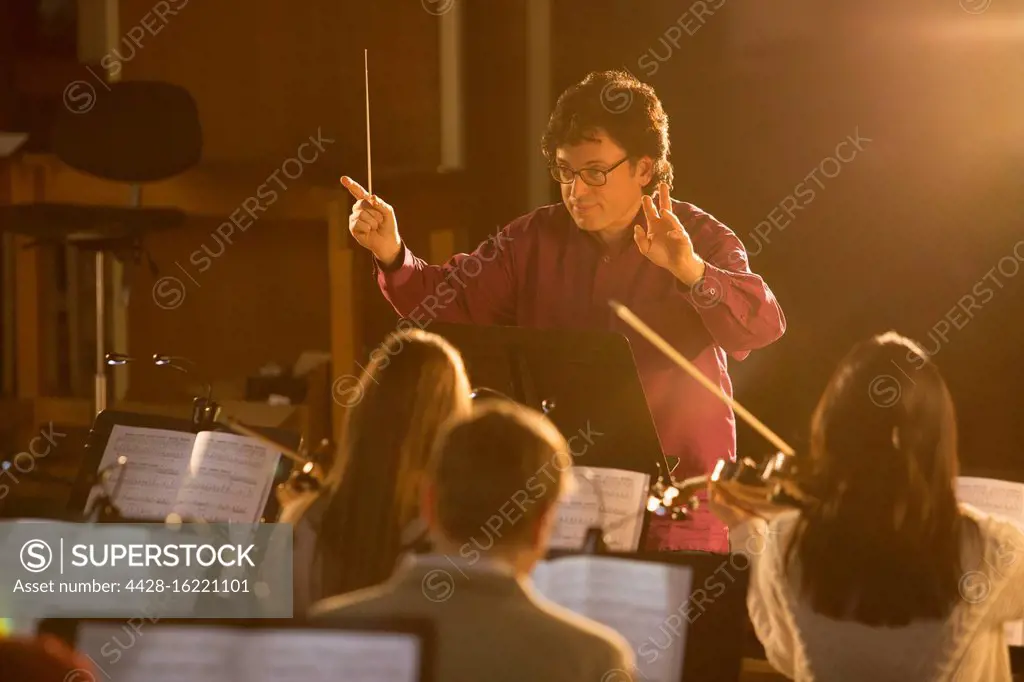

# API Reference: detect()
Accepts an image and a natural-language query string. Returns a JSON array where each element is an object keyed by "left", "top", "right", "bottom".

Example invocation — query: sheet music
[
  {"left": 76, "top": 626, "right": 422, "bottom": 682},
  {"left": 548, "top": 467, "right": 650, "bottom": 552},
  {"left": 90, "top": 425, "right": 283, "bottom": 524},
  {"left": 956, "top": 476, "right": 1024, "bottom": 646},
  {"left": 957, "top": 477, "right": 1024, "bottom": 528},
  {"left": 89, "top": 425, "right": 198, "bottom": 520},
  {"left": 531, "top": 556, "right": 692, "bottom": 682},
  {"left": 245, "top": 631, "right": 422, "bottom": 682},
  {"left": 77, "top": 625, "right": 240, "bottom": 682},
  {"left": 175, "top": 431, "right": 283, "bottom": 523}
]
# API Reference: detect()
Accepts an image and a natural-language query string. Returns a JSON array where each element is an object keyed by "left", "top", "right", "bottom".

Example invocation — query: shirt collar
[
  {"left": 572, "top": 202, "right": 648, "bottom": 256},
  {"left": 405, "top": 552, "right": 518, "bottom": 578}
]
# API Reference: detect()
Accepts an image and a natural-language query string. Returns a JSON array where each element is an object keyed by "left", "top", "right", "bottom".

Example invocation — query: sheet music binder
[
  {"left": 68, "top": 409, "right": 301, "bottom": 523},
  {"left": 535, "top": 550, "right": 749, "bottom": 682}
]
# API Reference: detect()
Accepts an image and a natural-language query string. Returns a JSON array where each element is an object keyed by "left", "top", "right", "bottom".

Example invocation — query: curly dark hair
[{"left": 541, "top": 70, "right": 673, "bottom": 194}]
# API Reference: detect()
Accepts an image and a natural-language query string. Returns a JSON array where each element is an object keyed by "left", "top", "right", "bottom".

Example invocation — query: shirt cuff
[
  {"left": 728, "top": 516, "right": 772, "bottom": 557},
  {"left": 675, "top": 261, "right": 729, "bottom": 312},
  {"left": 374, "top": 242, "right": 415, "bottom": 288}
]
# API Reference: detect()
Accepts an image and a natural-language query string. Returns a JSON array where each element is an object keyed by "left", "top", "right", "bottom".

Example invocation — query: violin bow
[
  {"left": 219, "top": 415, "right": 311, "bottom": 469},
  {"left": 608, "top": 299, "right": 795, "bottom": 458}
]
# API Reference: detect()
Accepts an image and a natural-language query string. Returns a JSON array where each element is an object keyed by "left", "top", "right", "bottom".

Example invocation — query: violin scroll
[
  {"left": 275, "top": 438, "right": 331, "bottom": 508},
  {"left": 710, "top": 451, "right": 806, "bottom": 510}
]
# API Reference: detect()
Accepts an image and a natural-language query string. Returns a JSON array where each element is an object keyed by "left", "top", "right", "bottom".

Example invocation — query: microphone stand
[
  {"left": 152, "top": 354, "right": 221, "bottom": 433},
  {"left": 106, "top": 352, "right": 220, "bottom": 432}
]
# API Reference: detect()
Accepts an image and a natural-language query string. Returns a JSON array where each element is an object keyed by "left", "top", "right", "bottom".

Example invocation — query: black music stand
[
  {"left": 68, "top": 409, "right": 301, "bottom": 524},
  {"left": 431, "top": 323, "right": 669, "bottom": 479}
]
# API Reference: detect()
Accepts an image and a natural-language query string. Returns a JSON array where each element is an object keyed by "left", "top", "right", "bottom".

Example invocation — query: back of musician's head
[
  {"left": 789, "top": 330, "right": 962, "bottom": 626},
  {"left": 541, "top": 69, "right": 673, "bottom": 193},
  {"left": 317, "top": 328, "right": 472, "bottom": 596},
  {"left": 424, "top": 400, "right": 572, "bottom": 562}
]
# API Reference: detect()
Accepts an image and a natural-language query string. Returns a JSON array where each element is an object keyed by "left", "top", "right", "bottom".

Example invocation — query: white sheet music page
[
  {"left": 531, "top": 556, "right": 692, "bottom": 682},
  {"left": 176, "top": 431, "right": 283, "bottom": 523},
  {"left": 956, "top": 476, "right": 1024, "bottom": 646},
  {"left": 88, "top": 425, "right": 198, "bottom": 520},
  {"left": 78, "top": 626, "right": 422, "bottom": 682},
  {"left": 244, "top": 631, "right": 422, "bottom": 682},
  {"left": 77, "top": 625, "right": 239, "bottom": 682},
  {"left": 548, "top": 466, "right": 650, "bottom": 552}
]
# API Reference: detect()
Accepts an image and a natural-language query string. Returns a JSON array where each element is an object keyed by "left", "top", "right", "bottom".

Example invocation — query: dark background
[
  {"left": 477, "top": 1, "right": 1024, "bottom": 475},
  {"left": 3, "top": 0, "right": 1022, "bottom": 476}
]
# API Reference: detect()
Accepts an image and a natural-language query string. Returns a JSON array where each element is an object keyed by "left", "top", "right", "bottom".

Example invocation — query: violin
[
  {"left": 608, "top": 300, "right": 809, "bottom": 518},
  {"left": 274, "top": 440, "right": 331, "bottom": 508}
]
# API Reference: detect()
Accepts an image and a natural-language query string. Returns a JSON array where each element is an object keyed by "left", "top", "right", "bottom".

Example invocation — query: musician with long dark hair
[
  {"left": 710, "top": 331, "right": 1024, "bottom": 681},
  {"left": 281, "top": 329, "right": 472, "bottom": 612}
]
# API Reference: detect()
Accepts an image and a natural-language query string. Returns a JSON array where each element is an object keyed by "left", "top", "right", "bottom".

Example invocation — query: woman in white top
[{"left": 710, "top": 331, "right": 1024, "bottom": 681}]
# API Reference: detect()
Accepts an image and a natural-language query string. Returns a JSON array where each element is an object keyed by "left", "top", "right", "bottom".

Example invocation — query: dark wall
[
  {"left": 0, "top": 1, "right": 12, "bottom": 132},
  {"left": 463, "top": 1, "right": 531, "bottom": 240}
]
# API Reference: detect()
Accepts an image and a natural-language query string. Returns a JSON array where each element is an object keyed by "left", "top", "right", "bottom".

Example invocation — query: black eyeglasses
[{"left": 549, "top": 156, "right": 629, "bottom": 187}]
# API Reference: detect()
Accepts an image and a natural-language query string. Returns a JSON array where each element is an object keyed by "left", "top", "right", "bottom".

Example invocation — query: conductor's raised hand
[
  {"left": 633, "top": 181, "right": 705, "bottom": 286},
  {"left": 341, "top": 176, "right": 402, "bottom": 267}
]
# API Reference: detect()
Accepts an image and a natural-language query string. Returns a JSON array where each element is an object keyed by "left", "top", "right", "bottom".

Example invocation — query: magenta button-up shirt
[{"left": 374, "top": 199, "right": 786, "bottom": 553}]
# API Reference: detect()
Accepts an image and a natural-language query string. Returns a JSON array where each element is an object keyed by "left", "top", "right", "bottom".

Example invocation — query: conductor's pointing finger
[{"left": 340, "top": 176, "right": 370, "bottom": 201}]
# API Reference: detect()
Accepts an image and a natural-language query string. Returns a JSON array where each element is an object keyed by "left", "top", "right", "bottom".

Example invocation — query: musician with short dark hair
[
  {"left": 710, "top": 332, "right": 1024, "bottom": 681},
  {"left": 342, "top": 69, "right": 786, "bottom": 554},
  {"left": 309, "top": 400, "right": 635, "bottom": 682}
]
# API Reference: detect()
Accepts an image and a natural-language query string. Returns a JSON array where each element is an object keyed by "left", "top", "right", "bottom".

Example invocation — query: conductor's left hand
[{"left": 633, "top": 181, "right": 706, "bottom": 286}]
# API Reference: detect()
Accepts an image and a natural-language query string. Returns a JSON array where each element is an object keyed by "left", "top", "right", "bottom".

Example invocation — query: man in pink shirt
[{"left": 341, "top": 69, "right": 786, "bottom": 553}]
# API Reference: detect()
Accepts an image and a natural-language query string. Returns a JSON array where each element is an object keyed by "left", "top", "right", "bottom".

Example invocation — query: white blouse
[{"left": 733, "top": 503, "right": 1024, "bottom": 681}]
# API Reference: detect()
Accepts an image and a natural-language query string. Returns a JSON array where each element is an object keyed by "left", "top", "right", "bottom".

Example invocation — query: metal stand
[
  {"left": 92, "top": 184, "right": 142, "bottom": 416},
  {"left": 94, "top": 250, "right": 106, "bottom": 414}
]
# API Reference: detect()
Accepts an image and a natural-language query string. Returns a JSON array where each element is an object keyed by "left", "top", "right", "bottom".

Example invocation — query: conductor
[{"left": 340, "top": 69, "right": 785, "bottom": 553}]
